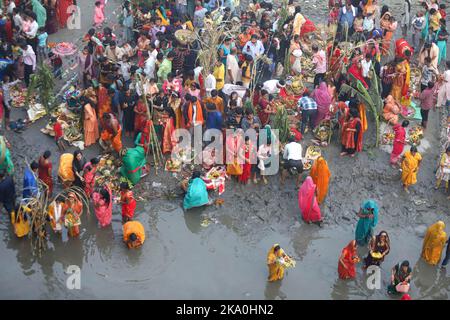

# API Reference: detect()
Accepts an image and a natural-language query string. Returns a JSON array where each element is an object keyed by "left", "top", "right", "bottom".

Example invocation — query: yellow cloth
[
  {"left": 292, "top": 13, "right": 306, "bottom": 36},
  {"left": 309, "top": 157, "right": 331, "bottom": 205},
  {"left": 11, "top": 210, "right": 30, "bottom": 238},
  {"left": 267, "top": 244, "right": 285, "bottom": 282},
  {"left": 58, "top": 153, "right": 75, "bottom": 182},
  {"left": 401, "top": 151, "right": 422, "bottom": 187},
  {"left": 422, "top": 221, "right": 447, "bottom": 265},
  {"left": 213, "top": 63, "right": 225, "bottom": 91},
  {"left": 123, "top": 221, "right": 146, "bottom": 248},
  {"left": 358, "top": 103, "right": 368, "bottom": 133}
]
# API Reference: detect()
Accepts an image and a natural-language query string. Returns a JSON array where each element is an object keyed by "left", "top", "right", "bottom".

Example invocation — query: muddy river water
[{"left": 0, "top": 0, "right": 449, "bottom": 299}]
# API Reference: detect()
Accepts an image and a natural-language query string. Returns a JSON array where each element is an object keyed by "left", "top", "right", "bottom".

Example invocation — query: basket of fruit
[
  {"left": 407, "top": 126, "right": 424, "bottom": 146},
  {"left": 175, "top": 29, "right": 196, "bottom": 45}
]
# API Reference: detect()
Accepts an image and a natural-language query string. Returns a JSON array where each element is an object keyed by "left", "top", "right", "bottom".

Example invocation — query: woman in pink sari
[
  {"left": 83, "top": 158, "right": 99, "bottom": 198},
  {"left": 298, "top": 176, "right": 323, "bottom": 224},
  {"left": 312, "top": 82, "right": 332, "bottom": 127},
  {"left": 92, "top": 184, "right": 112, "bottom": 228}
]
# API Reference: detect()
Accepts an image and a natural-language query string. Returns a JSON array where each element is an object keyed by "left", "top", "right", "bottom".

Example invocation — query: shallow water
[{"left": 1, "top": 0, "right": 449, "bottom": 299}]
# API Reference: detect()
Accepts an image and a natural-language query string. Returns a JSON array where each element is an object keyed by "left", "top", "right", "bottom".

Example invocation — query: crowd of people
[{"left": 0, "top": 0, "right": 449, "bottom": 297}]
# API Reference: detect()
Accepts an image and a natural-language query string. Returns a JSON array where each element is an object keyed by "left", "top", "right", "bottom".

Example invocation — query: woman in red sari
[
  {"left": 341, "top": 109, "right": 363, "bottom": 157},
  {"left": 390, "top": 120, "right": 409, "bottom": 167},
  {"left": 338, "top": 240, "right": 360, "bottom": 279},
  {"left": 348, "top": 61, "right": 369, "bottom": 88},
  {"left": 238, "top": 137, "right": 256, "bottom": 184},
  {"left": 134, "top": 98, "right": 148, "bottom": 134},
  {"left": 57, "top": 0, "right": 74, "bottom": 28},
  {"left": 38, "top": 151, "right": 53, "bottom": 196},
  {"left": 298, "top": 176, "right": 323, "bottom": 224},
  {"left": 83, "top": 158, "right": 99, "bottom": 198}
]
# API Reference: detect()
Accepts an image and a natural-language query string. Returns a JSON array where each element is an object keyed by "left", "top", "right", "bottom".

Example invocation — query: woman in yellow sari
[
  {"left": 267, "top": 244, "right": 287, "bottom": 282},
  {"left": 422, "top": 221, "right": 447, "bottom": 265},
  {"left": 401, "top": 146, "right": 422, "bottom": 193},
  {"left": 309, "top": 156, "right": 331, "bottom": 204},
  {"left": 391, "top": 58, "right": 410, "bottom": 102}
]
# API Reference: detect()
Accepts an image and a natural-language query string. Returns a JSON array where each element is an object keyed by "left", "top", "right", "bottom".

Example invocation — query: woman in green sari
[
  {"left": 355, "top": 200, "right": 379, "bottom": 246},
  {"left": 183, "top": 171, "right": 210, "bottom": 210},
  {"left": 436, "top": 23, "right": 448, "bottom": 65},
  {"left": 0, "top": 136, "right": 14, "bottom": 176},
  {"left": 31, "top": 0, "right": 47, "bottom": 28},
  {"left": 119, "top": 145, "right": 147, "bottom": 185}
]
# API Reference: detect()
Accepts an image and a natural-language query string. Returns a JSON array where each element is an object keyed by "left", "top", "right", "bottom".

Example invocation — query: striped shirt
[{"left": 298, "top": 96, "right": 318, "bottom": 111}]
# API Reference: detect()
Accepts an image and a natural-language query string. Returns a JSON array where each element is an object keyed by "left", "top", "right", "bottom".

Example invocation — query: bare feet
[
  {"left": 404, "top": 186, "right": 410, "bottom": 194},
  {"left": 340, "top": 152, "right": 348, "bottom": 156}
]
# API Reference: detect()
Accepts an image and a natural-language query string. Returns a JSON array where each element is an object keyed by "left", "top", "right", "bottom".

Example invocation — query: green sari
[
  {"left": 120, "top": 146, "right": 146, "bottom": 185},
  {"left": 183, "top": 178, "right": 209, "bottom": 210},
  {"left": 421, "top": 12, "right": 429, "bottom": 41},
  {"left": 0, "top": 137, "right": 14, "bottom": 175},
  {"left": 436, "top": 28, "right": 448, "bottom": 65},
  {"left": 31, "top": 0, "right": 47, "bottom": 28}
]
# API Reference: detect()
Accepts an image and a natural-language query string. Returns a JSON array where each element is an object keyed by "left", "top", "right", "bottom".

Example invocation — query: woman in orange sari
[
  {"left": 338, "top": 240, "right": 360, "bottom": 279},
  {"left": 309, "top": 156, "right": 331, "bottom": 205},
  {"left": 63, "top": 192, "right": 83, "bottom": 237},
  {"left": 82, "top": 97, "right": 99, "bottom": 147},
  {"left": 341, "top": 109, "right": 363, "bottom": 157},
  {"left": 380, "top": 12, "right": 398, "bottom": 54},
  {"left": 391, "top": 58, "right": 410, "bottom": 104},
  {"left": 97, "top": 84, "right": 111, "bottom": 122}
]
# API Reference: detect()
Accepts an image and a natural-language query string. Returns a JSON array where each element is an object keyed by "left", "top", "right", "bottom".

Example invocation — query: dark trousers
[
  {"left": 442, "top": 241, "right": 450, "bottom": 266},
  {"left": 24, "top": 64, "right": 34, "bottom": 87},
  {"left": 301, "top": 109, "right": 317, "bottom": 134},
  {"left": 420, "top": 109, "right": 430, "bottom": 127},
  {"left": 381, "top": 82, "right": 392, "bottom": 99}
]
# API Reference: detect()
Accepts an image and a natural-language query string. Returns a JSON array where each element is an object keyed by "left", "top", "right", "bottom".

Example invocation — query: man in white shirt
[
  {"left": 361, "top": 53, "right": 372, "bottom": 79},
  {"left": 226, "top": 46, "right": 241, "bottom": 84},
  {"left": 281, "top": 136, "right": 303, "bottom": 186},
  {"left": 243, "top": 34, "right": 265, "bottom": 60},
  {"left": 263, "top": 79, "right": 286, "bottom": 95},
  {"left": 205, "top": 73, "right": 216, "bottom": 97},
  {"left": 21, "top": 43, "right": 36, "bottom": 87},
  {"left": 13, "top": 8, "right": 22, "bottom": 30},
  {"left": 144, "top": 51, "right": 156, "bottom": 79}
]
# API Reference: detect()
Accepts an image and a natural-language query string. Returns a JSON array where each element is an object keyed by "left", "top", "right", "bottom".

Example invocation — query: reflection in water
[
  {"left": 183, "top": 207, "right": 205, "bottom": 234},
  {"left": 264, "top": 280, "right": 286, "bottom": 300},
  {"left": 125, "top": 245, "right": 143, "bottom": 267},
  {"left": 291, "top": 224, "right": 318, "bottom": 261},
  {"left": 331, "top": 277, "right": 351, "bottom": 300},
  {"left": 413, "top": 258, "right": 450, "bottom": 300},
  {"left": 94, "top": 225, "right": 115, "bottom": 262},
  {"left": 5, "top": 229, "right": 35, "bottom": 274}
]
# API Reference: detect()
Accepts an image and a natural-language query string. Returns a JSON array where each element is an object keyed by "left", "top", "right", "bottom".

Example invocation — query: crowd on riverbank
[{"left": 0, "top": 0, "right": 449, "bottom": 299}]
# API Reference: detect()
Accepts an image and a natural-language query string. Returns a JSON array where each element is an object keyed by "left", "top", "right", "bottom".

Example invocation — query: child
[
  {"left": 48, "top": 52, "right": 62, "bottom": 79},
  {"left": 411, "top": 11, "right": 425, "bottom": 50},
  {"left": 36, "top": 27, "right": 48, "bottom": 61},
  {"left": 52, "top": 117, "right": 66, "bottom": 151},
  {"left": 119, "top": 182, "right": 136, "bottom": 223},
  {"left": 93, "top": 1, "right": 105, "bottom": 27}
]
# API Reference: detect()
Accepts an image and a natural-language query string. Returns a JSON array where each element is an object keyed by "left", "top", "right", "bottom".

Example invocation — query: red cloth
[
  {"left": 38, "top": 157, "right": 53, "bottom": 195},
  {"left": 57, "top": 0, "right": 74, "bottom": 28},
  {"left": 298, "top": 177, "right": 322, "bottom": 223},
  {"left": 83, "top": 162, "right": 96, "bottom": 197},
  {"left": 53, "top": 122, "right": 63, "bottom": 140},
  {"left": 338, "top": 240, "right": 358, "bottom": 279},
  {"left": 390, "top": 123, "right": 406, "bottom": 164},
  {"left": 300, "top": 19, "right": 316, "bottom": 36},
  {"left": 257, "top": 98, "right": 270, "bottom": 126},
  {"left": 5, "top": 19, "right": 13, "bottom": 43},
  {"left": 348, "top": 63, "right": 369, "bottom": 88},
  {"left": 395, "top": 38, "right": 413, "bottom": 59},
  {"left": 121, "top": 190, "right": 136, "bottom": 219},
  {"left": 401, "top": 294, "right": 412, "bottom": 300},
  {"left": 344, "top": 118, "right": 363, "bottom": 152},
  {"left": 238, "top": 143, "right": 255, "bottom": 184},
  {"left": 290, "top": 127, "right": 302, "bottom": 141}
]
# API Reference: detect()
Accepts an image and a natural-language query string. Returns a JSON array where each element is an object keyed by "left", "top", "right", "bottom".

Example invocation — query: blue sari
[
  {"left": 183, "top": 178, "right": 209, "bottom": 210},
  {"left": 23, "top": 168, "right": 38, "bottom": 200},
  {"left": 421, "top": 12, "right": 429, "bottom": 41},
  {"left": 355, "top": 200, "right": 379, "bottom": 246},
  {"left": 436, "top": 28, "right": 448, "bottom": 65}
]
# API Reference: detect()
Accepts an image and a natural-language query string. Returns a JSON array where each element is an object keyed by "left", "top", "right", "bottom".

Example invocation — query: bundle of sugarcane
[{"left": 273, "top": 106, "right": 290, "bottom": 144}]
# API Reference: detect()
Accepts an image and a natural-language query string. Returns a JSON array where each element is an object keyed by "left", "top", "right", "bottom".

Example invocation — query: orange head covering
[{"left": 309, "top": 156, "right": 331, "bottom": 204}]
